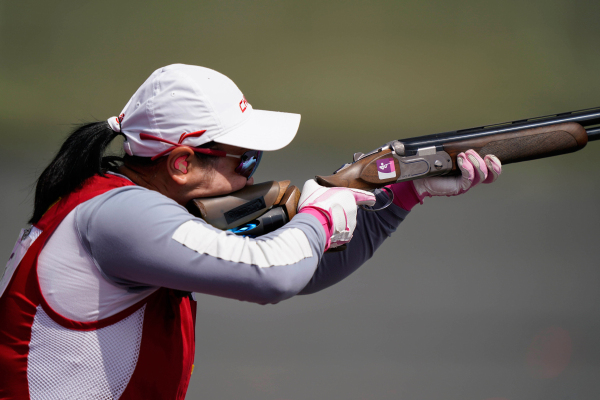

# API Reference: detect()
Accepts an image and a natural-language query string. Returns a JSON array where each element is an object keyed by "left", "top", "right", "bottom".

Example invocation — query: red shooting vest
[{"left": 0, "top": 174, "right": 196, "bottom": 399}]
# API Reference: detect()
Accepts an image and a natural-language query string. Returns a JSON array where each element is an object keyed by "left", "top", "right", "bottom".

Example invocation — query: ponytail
[{"left": 30, "top": 122, "right": 121, "bottom": 224}]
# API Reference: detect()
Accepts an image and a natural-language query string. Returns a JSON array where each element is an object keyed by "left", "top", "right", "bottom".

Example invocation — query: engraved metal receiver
[{"left": 317, "top": 140, "right": 453, "bottom": 193}]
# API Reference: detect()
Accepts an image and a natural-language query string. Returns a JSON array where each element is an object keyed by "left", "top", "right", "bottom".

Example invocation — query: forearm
[{"left": 78, "top": 187, "right": 327, "bottom": 305}]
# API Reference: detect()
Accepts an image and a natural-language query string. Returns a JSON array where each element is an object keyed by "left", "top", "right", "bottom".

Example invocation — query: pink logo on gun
[{"left": 376, "top": 158, "right": 396, "bottom": 180}]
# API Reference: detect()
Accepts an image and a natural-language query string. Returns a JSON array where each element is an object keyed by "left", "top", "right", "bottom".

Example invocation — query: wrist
[
  {"left": 298, "top": 207, "right": 332, "bottom": 251},
  {"left": 387, "top": 181, "right": 422, "bottom": 211}
]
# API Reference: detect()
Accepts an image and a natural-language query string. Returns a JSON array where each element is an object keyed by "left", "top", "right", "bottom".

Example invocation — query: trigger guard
[{"left": 359, "top": 186, "right": 394, "bottom": 212}]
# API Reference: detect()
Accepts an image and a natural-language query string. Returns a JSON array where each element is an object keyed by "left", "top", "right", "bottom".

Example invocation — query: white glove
[
  {"left": 413, "top": 150, "right": 502, "bottom": 200},
  {"left": 298, "top": 180, "right": 376, "bottom": 249}
]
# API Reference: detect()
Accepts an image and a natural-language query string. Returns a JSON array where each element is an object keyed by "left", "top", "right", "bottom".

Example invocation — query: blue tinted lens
[{"left": 235, "top": 151, "right": 262, "bottom": 178}]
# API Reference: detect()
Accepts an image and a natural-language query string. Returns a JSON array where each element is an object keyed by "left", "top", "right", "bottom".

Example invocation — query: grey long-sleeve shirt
[{"left": 76, "top": 184, "right": 408, "bottom": 305}]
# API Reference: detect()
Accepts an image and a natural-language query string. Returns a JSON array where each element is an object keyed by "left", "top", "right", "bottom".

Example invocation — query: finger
[
  {"left": 457, "top": 152, "right": 475, "bottom": 192},
  {"left": 465, "top": 150, "right": 487, "bottom": 187},
  {"left": 482, "top": 154, "right": 502, "bottom": 184},
  {"left": 350, "top": 188, "right": 376, "bottom": 206}
]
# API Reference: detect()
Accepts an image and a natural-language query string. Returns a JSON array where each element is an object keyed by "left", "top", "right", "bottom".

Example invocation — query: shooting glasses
[{"left": 140, "top": 130, "right": 263, "bottom": 179}]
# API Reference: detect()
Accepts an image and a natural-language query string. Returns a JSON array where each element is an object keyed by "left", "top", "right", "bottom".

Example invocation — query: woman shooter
[{"left": 0, "top": 64, "right": 500, "bottom": 399}]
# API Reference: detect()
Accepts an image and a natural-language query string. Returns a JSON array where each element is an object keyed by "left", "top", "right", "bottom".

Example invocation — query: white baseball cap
[{"left": 107, "top": 64, "right": 301, "bottom": 157}]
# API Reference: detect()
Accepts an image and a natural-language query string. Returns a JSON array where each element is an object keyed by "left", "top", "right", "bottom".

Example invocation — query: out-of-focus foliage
[{"left": 1, "top": 0, "right": 599, "bottom": 153}]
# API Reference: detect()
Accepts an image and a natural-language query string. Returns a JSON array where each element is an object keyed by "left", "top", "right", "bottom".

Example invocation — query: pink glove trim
[
  {"left": 298, "top": 207, "right": 332, "bottom": 251},
  {"left": 386, "top": 181, "right": 421, "bottom": 211}
]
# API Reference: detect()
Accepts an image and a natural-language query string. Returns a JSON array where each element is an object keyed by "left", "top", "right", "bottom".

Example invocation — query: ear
[
  {"left": 175, "top": 156, "right": 188, "bottom": 173},
  {"left": 167, "top": 147, "right": 194, "bottom": 185}
]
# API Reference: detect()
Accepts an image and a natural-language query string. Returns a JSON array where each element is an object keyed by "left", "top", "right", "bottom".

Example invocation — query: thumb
[{"left": 298, "top": 179, "right": 323, "bottom": 208}]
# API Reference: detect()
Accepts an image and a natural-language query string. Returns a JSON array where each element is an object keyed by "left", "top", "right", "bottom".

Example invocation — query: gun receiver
[{"left": 316, "top": 107, "right": 600, "bottom": 190}]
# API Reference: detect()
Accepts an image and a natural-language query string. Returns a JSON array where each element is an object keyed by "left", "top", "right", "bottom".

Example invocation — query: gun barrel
[
  {"left": 586, "top": 127, "right": 600, "bottom": 142},
  {"left": 399, "top": 107, "right": 600, "bottom": 155}
]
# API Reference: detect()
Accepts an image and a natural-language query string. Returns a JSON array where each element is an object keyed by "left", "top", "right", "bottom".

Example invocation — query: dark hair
[
  {"left": 30, "top": 122, "right": 121, "bottom": 224},
  {"left": 30, "top": 122, "right": 219, "bottom": 224}
]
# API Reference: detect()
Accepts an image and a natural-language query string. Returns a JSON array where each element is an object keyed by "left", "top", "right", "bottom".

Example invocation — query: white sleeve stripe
[{"left": 172, "top": 221, "right": 314, "bottom": 268}]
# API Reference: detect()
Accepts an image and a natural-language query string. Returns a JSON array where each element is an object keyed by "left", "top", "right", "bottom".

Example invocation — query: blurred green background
[
  {"left": 2, "top": 1, "right": 600, "bottom": 399},
  {"left": 2, "top": 0, "right": 599, "bottom": 152}
]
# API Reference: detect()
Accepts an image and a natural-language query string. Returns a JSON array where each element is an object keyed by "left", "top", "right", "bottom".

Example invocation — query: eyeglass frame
[{"left": 138, "top": 130, "right": 262, "bottom": 179}]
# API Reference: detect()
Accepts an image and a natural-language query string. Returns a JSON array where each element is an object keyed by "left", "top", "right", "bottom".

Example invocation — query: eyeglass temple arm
[{"left": 139, "top": 132, "right": 227, "bottom": 160}]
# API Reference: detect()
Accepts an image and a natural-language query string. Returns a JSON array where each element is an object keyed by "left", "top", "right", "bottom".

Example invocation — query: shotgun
[
  {"left": 190, "top": 107, "right": 600, "bottom": 236},
  {"left": 316, "top": 107, "right": 600, "bottom": 190}
]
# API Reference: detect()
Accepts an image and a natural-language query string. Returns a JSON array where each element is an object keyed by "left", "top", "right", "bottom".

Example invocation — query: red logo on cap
[{"left": 239, "top": 97, "right": 248, "bottom": 113}]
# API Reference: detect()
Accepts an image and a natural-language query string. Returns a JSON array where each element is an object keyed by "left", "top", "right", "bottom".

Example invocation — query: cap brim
[{"left": 213, "top": 110, "right": 301, "bottom": 151}]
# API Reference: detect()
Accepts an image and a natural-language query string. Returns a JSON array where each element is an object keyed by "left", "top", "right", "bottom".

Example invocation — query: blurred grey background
[{"left": 1, "top": 1, "right": 600, "bottom": 399}]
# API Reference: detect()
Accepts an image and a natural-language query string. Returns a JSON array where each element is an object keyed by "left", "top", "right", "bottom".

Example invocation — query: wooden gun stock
[
  {"left": 316, "top": 149, "right": 397, "bottom": 190},
  {"left": 187, "top": 180, "right": 300, "bottom": 232}
]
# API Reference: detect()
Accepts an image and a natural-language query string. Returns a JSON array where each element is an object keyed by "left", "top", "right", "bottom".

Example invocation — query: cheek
[
  {"left": 227, "top": 173, "right": 250, "bottom": 191},
  {"left": 213, "top": 159, "right": 248, "bottom": 191}
]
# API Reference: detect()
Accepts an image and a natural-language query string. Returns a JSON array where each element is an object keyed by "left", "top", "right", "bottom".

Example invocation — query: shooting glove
[
  {"left": 388, "top": 150, "right": 502, "bottom": 210},
  {"left": 298, "top": 179, "right": 376, "bottom": 250}
]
